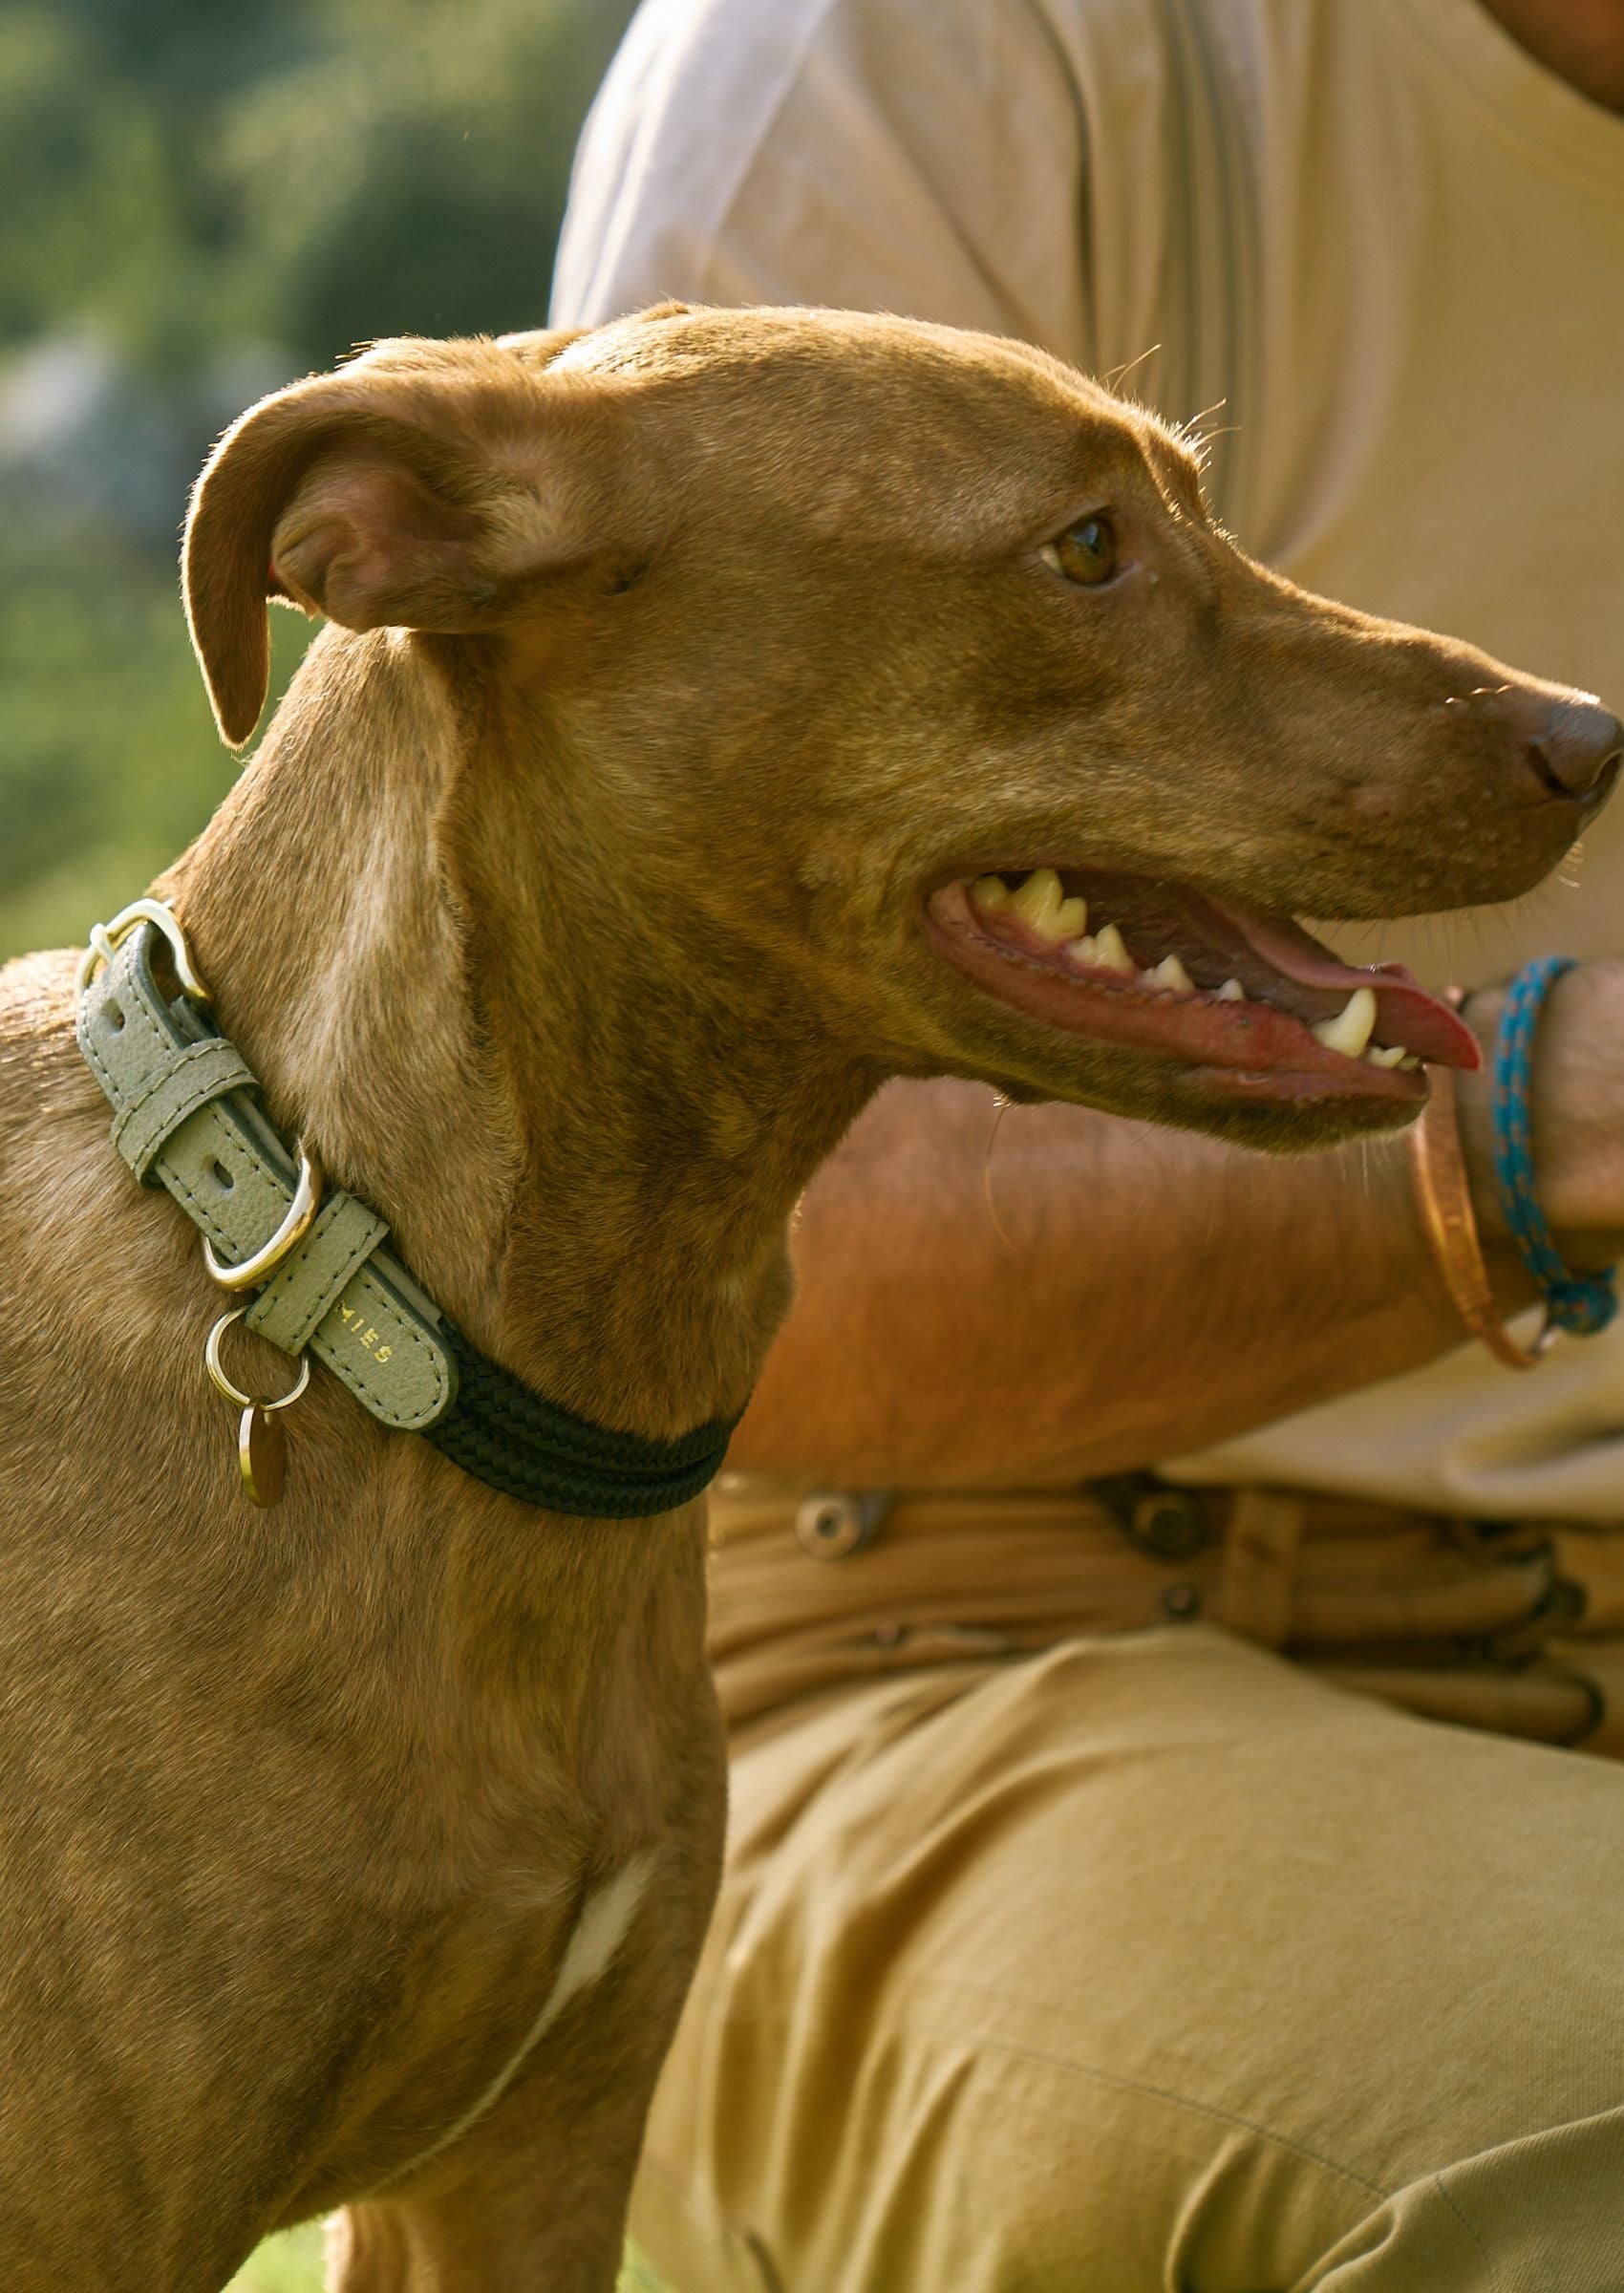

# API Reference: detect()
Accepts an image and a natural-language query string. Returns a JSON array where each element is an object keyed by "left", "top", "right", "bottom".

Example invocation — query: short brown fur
[{"left": 0, "top": 306, "right": 1606, "bottom": 2290}]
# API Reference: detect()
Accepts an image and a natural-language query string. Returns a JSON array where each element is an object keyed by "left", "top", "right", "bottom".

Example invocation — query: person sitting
[{"left": 553, "top": 3, "right": 1624, "bottom": 2282}]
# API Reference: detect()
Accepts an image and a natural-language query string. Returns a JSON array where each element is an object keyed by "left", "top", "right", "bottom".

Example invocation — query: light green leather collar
[{"left": 78, "top": 919, "right": 459, "bottom": 1430}]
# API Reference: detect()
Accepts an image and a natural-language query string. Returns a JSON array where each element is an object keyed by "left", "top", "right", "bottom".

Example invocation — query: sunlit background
[
  {"left": 0, "top": 0, "right": 636, "bottom": 964},
  {"left": 2, "top": 2, "right": 678, "bottom": 2283}
]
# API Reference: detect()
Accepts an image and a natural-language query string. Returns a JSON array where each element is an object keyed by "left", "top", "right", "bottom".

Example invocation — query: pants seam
[
  {"left": 1426, "top": 2171, "right": 1493, "bottom": 2265},
  {"left": 686, "top": 1990, "right": 1393, "bottom": 2205}
]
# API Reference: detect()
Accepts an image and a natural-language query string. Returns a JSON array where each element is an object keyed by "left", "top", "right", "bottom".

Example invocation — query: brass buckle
[
  {"left": 76, "top": 897, "right": 209, "bottom": 1005},
  {"left": 203, "top": 1142, "right": 325, "bottom": 1293}
]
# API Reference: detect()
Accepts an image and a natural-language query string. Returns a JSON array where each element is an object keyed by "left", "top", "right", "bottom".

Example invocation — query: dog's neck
[{"left": 165, "top": 626, "right": 875, "bottom": 1437}]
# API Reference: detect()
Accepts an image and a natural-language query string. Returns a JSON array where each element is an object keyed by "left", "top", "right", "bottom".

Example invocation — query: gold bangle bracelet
[{"left": 1407, "top": 1061, "right": 1544, "bottom": 1370}]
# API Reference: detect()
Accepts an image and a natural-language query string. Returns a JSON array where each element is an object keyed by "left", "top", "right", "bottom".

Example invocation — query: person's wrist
[{"left": 1455, "top": 972, "right": 1622, "bottom": 1280}]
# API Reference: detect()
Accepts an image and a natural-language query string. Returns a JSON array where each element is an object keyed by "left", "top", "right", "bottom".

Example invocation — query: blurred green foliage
[
  {"left": 0, "top": 0, "right": 636, "bottom": 958},
  {"left": 225, "top": 2225, "right": 325, "bottom": 2293}
]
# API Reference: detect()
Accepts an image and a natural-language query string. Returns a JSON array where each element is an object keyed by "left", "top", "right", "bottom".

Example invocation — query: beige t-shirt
[{"left": 554, "top": 0, "right": 1624, "bottom": 1520}]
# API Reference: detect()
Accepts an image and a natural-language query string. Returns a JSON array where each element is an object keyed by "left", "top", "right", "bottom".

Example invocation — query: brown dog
[{"left": 0, "top": 305, "right": 1615, "bottom": 2293}]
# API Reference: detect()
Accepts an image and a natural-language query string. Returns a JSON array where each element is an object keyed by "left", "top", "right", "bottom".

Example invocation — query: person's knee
[
  {"left": 641, "top": 1648, "right": 1624, "bottom": 2291},
  {"left": 1303, "top": 2104, "right": 1624, "bottom": 2293}
]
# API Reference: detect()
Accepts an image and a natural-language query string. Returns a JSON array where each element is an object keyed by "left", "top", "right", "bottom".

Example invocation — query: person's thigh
[{"left": 630, "top": 1629, "right": 1624, "bottom": 2292}]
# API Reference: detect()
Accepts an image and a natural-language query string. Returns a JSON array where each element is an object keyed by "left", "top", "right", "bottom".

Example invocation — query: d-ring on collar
[{"left": 76, "top": 905, "right": 742, "bottom": 1516}]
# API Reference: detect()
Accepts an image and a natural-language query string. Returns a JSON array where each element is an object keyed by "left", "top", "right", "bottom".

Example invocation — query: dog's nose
[{"left": 1523, "top": 696, "right": 1624, "bottom": 808}]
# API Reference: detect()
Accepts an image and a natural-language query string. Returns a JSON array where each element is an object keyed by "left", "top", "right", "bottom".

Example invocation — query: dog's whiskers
[
  {"left": 1104, "top": 341, "right": 1163, "bottom": 397},
  {"left": 1175, "top": 396, "right": 1229, "bottom": 445},
  {"left": 1186, "top": 424, "right": 1239, "bottom": 472},
  {"left": 982, "top": 1094, "right": 1017, "bottom": 1254}
]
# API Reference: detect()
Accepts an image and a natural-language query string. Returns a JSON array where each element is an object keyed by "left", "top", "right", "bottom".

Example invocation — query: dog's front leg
[
  {"left": 325, "top": 1842, "right": 715, "bottom": 2293},
  {"left": 328, "top": 1999, "right": 677, "bottom": 2293}
]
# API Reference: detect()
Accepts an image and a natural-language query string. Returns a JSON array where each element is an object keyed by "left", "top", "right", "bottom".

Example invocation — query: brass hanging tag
[
  {"left": 205, "top": 1308, "right": 310, "bottom": 1511},
  {"left": 239, "top": 1404, "right": 288, "bottom": 1508}
]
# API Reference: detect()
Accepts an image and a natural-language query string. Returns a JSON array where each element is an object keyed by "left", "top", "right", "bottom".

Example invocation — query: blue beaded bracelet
[{"left": 1490, "top": 956, "right": 1617, "bottom": 1341}]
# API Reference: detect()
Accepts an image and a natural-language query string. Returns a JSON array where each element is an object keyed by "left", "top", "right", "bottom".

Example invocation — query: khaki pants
[{"left": 632, "top": 1629, "right": 1624, "bottom": 2291}]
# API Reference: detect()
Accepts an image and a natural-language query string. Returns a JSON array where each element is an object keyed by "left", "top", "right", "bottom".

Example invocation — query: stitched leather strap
[
  {"left": 246, "top": 1191, "right": 392, "bottom": 1356},
  {"left": 78, "top": 926, "right": 457, "bottom": 1431},
  {"left": 111, "top": 1036, "right": 258, "bottom": 1180}
]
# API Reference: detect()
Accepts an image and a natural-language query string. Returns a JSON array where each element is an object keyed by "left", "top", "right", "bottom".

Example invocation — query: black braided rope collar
[{"left": 428, "top": 1323, "right": 743, "bottom": 1517}]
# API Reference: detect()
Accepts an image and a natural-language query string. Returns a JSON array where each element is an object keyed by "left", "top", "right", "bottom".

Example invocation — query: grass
[
  {"left": 226, "top": 2232, "right": 325, "bottom": 2293},
  {"left": 225, "top": 2230, "right": 670, "bottom": 2290}
]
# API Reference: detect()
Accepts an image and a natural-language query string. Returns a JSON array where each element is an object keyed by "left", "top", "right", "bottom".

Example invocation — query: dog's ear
[{"left": 183, "top": 331, "right": 611, "bottom": 748}]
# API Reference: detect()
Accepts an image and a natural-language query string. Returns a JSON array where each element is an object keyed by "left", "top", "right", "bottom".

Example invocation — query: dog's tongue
[{"left": 1221, "top": 900, "right": 1481, "bottom": 1070}]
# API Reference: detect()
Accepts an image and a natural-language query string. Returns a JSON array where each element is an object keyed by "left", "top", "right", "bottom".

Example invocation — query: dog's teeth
[
  {"left": 1061, "top": 920, "right": 1133, "bottom": 975},
  {"left": 1092, "top": 922, "right": 1135, "bottom": 974},
  {"left": 1011, "top": 868, "right": 1070, "bottom": 940},
  {"left": 1144, "top": 954, "right": 1195, "bottom": 996},
  {"left": 1053, "top": 894, "right": 1088, "bottom": 940},
  {"left": 1310, "top": 987, "right": 1378, "bottom": 1060},
  {"left": 1364, "top": 1042, "right": 1407, "bottom": 1069},
  {"left": 970, "top": 874, "right": 1011, "bottom": 912},
  {"left": 1213, "top": 977, "right": 1247, "bottom": 1002},
  {"left": 1399, "top": 1054, "right": 1421, "bottom": 1072},
  {"left": 1011, "top": 867, "right": 1060, "bottom": 917}
]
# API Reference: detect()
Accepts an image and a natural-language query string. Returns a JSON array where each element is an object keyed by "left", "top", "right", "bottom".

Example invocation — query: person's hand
[{"left": 1458, "top": 957, "right": 1624, "bottom": 1277}]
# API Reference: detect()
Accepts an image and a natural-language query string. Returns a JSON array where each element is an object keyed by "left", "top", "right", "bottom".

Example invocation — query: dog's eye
[{"left": 1041, "top": 516, "right": 1117, "bottom": 587}]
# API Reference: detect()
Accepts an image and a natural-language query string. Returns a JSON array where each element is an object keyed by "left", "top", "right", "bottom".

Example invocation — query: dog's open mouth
[{"left": 925, "top": 868, "right": 1481, "bottom": 1102}]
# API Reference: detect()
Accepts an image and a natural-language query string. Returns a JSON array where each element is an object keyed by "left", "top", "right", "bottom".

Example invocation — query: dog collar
[{"left": 75, "top": 903, "right": 741, "bottom": 1517}]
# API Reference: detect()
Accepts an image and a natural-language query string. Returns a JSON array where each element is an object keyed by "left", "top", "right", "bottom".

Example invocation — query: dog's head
[{"left": 184, "top": 305, "right": 1620, "bottom": 1150}]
